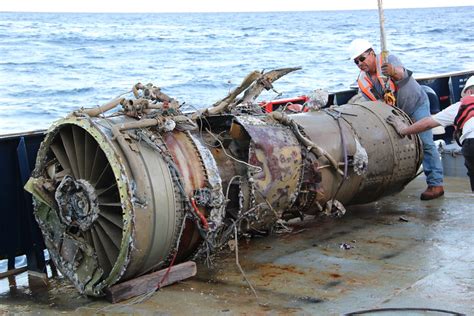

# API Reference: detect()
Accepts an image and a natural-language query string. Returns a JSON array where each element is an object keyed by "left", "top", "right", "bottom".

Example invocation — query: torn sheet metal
[{"left": 235, "top": 116, "right": 303, "bottom": 213}]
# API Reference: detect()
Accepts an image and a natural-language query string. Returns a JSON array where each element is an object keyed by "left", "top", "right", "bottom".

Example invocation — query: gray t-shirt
[{"left": 362, "top": 54, "right": 428, "bottom": 116}]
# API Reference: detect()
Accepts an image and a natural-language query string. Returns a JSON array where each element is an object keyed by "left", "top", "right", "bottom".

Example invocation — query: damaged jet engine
[{"left": 26, "top": 69, "right": 422, "bottom": 296}]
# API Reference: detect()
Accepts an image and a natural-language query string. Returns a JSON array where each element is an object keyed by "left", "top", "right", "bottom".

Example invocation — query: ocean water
[{"left": 0, "top": 7, "right": 473, "bottom": 134}]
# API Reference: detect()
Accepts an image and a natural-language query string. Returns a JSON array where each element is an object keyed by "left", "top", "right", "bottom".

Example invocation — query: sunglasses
[{"left": 354, "top": 52, "right": 370, "bottom": 65}]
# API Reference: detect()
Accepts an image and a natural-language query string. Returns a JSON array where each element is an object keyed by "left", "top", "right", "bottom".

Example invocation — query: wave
[
  {"left": 9, "top": 87, "right": 96, "bottom": 98},
  {"left": 425, "top": 28, "right": 448, "bottom": 34},
  {"left": 0, "top": 61, "right": 47, "bottom": 66},
  {"left": 43, "top": 36, "right": 140, "bottom": 46}
]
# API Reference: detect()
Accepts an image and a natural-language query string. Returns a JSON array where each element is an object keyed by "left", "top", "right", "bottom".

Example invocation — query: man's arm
[
  {"left": 381, "top": 63, "right": 404, "bottom": 81},
  {"left": 387, "top": 102, "right": 458, "bottom": 136},
  {"left": 381, "top": 55, "right": 405, "bottom": 81},
  {"left": 386, "top": 115, "right": 441, "bottom": 136},
  {"left": 400, "top": 117, "right": 440, "bottom": 135}
]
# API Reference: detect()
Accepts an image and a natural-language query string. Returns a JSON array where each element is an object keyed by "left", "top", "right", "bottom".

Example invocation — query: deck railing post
[{"left": 16, "top": 136, "right": 46, "bottom": 274}]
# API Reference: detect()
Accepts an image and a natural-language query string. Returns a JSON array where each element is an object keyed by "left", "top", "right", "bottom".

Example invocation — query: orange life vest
[
  {"left": 357, "top": 55, "right": 397, "bottom": 102},
  {"left": 454, "top": 95, "right": 474, "bottom": 144}
]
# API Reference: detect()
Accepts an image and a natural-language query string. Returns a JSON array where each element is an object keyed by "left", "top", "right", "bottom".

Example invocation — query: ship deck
[{"left": 1, "top": 175, "right": 473, "bottom": 315}]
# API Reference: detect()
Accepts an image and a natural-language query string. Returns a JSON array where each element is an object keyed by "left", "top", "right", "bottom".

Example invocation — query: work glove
[
  {"left": 386, "top": 115, "right": 407, "bottom": 137},
  {"left": 381, "top": 63, "right": 396, "bottom": 78}
]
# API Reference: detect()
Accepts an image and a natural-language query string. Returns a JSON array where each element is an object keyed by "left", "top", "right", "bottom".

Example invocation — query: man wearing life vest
[
  {"left": 387, "top": 76, "right": 474, "bottom": 192},
  {"left": 348, "top": 39, "right": 444, "bottom": 200}
]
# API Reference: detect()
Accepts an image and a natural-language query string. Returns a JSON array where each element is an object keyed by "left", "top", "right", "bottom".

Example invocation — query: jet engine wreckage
[{"left": 25, "top": 68, "right": 422, "bottom": 296}]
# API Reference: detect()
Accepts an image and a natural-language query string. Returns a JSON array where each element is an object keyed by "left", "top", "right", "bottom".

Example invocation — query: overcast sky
[{"left": 1, "top": 0, "right": 473, "bottom": 13}]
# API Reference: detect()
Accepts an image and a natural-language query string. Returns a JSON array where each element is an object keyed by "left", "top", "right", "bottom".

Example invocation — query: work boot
[{"left": 420, "top": 186, "right": 444, "bottom": 200}]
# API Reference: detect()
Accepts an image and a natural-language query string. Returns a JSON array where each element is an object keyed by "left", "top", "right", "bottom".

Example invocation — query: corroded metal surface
[
  {"left": 236, "top": 116, "right": 302, "bottom": 212},
  {"left": 25, "top": 79, "right": 422, "bottom": 296},
  {"left": 26, "top": 118, "right": 134, "bottom": 296},
  {"left": 291, "top": 100, "right": 422, "bottom": 205}
]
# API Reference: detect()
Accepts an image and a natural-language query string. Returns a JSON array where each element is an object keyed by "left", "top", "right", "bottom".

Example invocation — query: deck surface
[{"left": 1, "top": 176, "right": 473, "bottom": 315}]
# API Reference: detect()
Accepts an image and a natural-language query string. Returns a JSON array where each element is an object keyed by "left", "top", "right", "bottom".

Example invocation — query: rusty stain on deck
[{"left": 2, "top": 176, "right": 473, "bottom": 315}]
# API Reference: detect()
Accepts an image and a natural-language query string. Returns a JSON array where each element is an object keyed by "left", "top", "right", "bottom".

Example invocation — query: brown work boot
[{"left": 420, "top": 186, "right": 444, "bottom": 200}]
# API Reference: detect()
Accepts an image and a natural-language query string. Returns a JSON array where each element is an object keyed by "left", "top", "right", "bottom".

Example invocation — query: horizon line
[{"left": 1, "top": 4, "right": 472, "bottom": 14}]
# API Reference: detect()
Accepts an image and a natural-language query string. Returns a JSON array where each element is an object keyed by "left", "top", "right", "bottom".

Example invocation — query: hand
[
  {"left": 386, "top": 115, "right": 407, "bottom": 137},
  {"left": 381, "top": 63, "right": 396, "bottom": 77}
]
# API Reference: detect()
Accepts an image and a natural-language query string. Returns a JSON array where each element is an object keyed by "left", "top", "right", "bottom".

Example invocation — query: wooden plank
[
  {"left": 0, "top": 266, "right": 28, "bottom": 279},
  {"left": 0, "top": 259, "right": 56, "bottom": 280},
  {"left": 105, "top": 261, "right": 197, "bottom": 303}
]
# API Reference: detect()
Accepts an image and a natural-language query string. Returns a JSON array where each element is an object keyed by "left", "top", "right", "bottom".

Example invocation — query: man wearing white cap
[
  {"left": 388, "top": 76, "right": 474, "bottom": 192},
  {"left": 348, "top": 39, "right": 444, "bottom": 200}
]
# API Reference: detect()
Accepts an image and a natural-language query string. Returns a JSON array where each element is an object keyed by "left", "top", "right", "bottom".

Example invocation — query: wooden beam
[
  {"left": 105, "top": 261, "right": 197, "bottom": 303},
  {"left": 0, "top": 259, "right": 56, "bottom": 280},
  {"left": 0, "top": 266, "right": 28, "bottom": 279}
]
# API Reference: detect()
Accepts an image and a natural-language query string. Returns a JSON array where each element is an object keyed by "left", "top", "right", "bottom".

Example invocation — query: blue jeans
[{"left": 410, "top": 100, "right": 444, "bottom": 186}]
